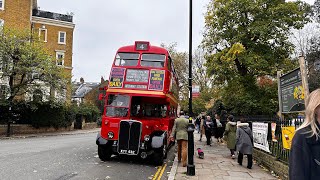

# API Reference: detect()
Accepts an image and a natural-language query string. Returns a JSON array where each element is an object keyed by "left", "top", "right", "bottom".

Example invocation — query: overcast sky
[{"left": 38, "top": 0, "right": 315, "bottom": 83}]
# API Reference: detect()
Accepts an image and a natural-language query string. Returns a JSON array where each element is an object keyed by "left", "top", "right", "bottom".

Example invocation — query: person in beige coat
[
  {"left": 199, "top": 116, "right": 205, "bottom": 141},
  {"left": 170, "top": 111, "right": 189, "bottom": 167}
]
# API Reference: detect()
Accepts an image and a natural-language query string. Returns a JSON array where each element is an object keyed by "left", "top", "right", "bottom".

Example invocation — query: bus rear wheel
[{"left": 98, "top": 145, "right": 112, "bottom": 161}]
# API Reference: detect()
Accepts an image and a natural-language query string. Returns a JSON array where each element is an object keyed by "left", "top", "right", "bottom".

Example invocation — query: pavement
[
  {"left": 0, "top": 128, "right": 100, "bottom": 139},
  {"left": 1, "top": 128, "right": 278, "bottom": 180},
  {"left": 169, "top": 132, "right": 278, "bottom": 180}
]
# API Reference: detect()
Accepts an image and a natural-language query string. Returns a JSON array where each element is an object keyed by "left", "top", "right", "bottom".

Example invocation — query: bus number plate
[{"left": 120, "top": 149, "right": 136, "bottom": 155}]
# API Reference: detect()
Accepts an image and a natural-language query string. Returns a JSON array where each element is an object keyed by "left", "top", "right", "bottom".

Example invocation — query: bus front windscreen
[{"left": 106, "top": 94, "right": 130, "bottom": 117}]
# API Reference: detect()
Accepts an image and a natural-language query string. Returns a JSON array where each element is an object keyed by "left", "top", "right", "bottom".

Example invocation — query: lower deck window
[
  {"left": 130, "top": 96, "right": 167, "bottom": 118},
  {"left": 106, "top": 94, "right": 130, "bottom": 117}
]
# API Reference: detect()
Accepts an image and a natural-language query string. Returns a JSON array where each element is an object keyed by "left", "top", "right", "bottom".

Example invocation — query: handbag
[{"left": 243, "top": 128, "right": 253, "bottom": 145}]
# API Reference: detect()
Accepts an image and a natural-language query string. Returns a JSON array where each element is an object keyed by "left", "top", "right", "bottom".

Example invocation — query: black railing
[
  {"left": 238, "top": 116, "right": 305, "bottom": 164},
  {"left": 32, "top": 9, "right": 73, "bottom": 23}
]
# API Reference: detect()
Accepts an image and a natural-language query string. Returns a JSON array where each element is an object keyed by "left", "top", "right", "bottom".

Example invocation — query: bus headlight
[
  {"left": 144, "top": 135, "right": 150, "bottom": 142},
  {"left": 108, "top": 132, "right": 114, "bottom": 139}
]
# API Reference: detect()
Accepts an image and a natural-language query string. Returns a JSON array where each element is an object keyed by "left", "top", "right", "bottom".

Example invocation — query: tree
[
  {"left": 202, "top": 0, "right": 310, "bottom": 115},
  {"left": 0, "top": 29, "right": 68, "bottom": 106},
  {"left": 314, "top": 0, "right": 320, "bottom": 22},
  {"left": 161, "top": 43, "right": 215, "bottom": 114},
  {"left": 306, "top": 36, "right": 320, "bottom": 92}
]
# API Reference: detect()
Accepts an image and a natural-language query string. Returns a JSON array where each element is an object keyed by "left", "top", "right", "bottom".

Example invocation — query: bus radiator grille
[{"left": 118, "top": 120, "right": 142, "bottom": 155}]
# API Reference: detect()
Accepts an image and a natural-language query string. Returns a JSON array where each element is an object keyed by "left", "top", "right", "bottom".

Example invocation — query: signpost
[{"left": 279, "top": 68, "right": 305, "bottom": 113}]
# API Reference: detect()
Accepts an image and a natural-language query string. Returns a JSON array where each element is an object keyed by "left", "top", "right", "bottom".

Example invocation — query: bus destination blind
[{"left": 126, "top": 69, "right": 149, "bottom": 82}]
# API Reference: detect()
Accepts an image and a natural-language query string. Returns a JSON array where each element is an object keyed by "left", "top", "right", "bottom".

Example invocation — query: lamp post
[{"left": 187, "top": 0, "right": 195, "bottom": 176}]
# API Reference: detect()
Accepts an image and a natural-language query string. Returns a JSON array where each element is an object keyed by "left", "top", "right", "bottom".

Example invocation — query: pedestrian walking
[
  {"left": 170, "top": 111, "right": 189, "bottom": 167},
  {"left": 195, "top": 116, "right": 201, "bottom": 133},
  {"left": 199, "top": 116, "right": 205, "bottom": 141},
  {"left": 204, "top": 115, "right": 214, "bottom": 146},
  {"left": 236, "top": 118, "right": 253, "bottom": 169},
  {"left": 214, "top": 113, "right": 224, "bottom": 143},
  {"left": 223, "top": 115, "right": 237, "bottom": 158},
  {"left": 289, "top": 89, "right": 320, "bottom": 180}
]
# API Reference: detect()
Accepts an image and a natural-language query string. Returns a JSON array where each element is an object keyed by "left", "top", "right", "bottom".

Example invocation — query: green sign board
[{"left": 280, "top": 68, "right": 305, "bottom": 113}]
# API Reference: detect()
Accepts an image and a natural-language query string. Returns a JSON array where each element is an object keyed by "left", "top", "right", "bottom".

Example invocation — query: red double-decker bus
[{"left": 96, "top": 41, "right": 179, "bottom": 165}]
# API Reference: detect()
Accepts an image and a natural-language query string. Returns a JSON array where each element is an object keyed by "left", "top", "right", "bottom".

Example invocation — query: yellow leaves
[{"left": 224, "top": 43, "right": 245, "bottom": 62}]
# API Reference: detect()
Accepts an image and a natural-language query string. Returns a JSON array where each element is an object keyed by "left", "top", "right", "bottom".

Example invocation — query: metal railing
[{"left": 235, "top": 115, "right": 304, "bottom": 164}]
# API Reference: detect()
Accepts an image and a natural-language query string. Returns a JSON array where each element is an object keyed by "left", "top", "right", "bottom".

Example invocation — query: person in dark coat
[
  {"left": 236, "top": 118, "right": 253, "bottom": 169},
  {"left": 204, "top": 116, "right": 214, "bottom": 146},
  {"left": 289, "top": 89, "right": 320, "bottom": 180},
  {"left": 195, "top": 116, "right": 201, "bottom": 133},
  {"left": 214, "top": 113, "right": 224, "bottom": 143}
]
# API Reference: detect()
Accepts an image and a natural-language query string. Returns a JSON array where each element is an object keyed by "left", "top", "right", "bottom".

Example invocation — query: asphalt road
[{"left": 0, "top": 132, "right": 175, "bottom": 180}]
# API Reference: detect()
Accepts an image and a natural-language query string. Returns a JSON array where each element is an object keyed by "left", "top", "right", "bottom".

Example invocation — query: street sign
[
  {"left": 280, "top": 68, "right": 305, "bottom": 113},
  {"left": 192, "top": 85, "right": 200, "bottom": 98}
]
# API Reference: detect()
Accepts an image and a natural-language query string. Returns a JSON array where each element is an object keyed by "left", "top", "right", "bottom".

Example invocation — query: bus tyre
[
  {"left": 153, "top": 145, "right": 166, "bottom": 166},
  {"left": 98, "top": 145, "right": 112, "bottom": 161}
]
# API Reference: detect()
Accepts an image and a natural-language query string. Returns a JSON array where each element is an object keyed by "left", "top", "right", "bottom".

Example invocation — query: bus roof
[{"left": 117, "top": 44, "right": 168, "bottom": 54}]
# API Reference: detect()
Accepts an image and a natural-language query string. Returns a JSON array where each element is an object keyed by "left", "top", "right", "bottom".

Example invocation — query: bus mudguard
[
  {"left": 96, "top": 132, "right": 108, "bottom": 145},
  {"left": 151, "top": 131, "right": 167, "bottom": 148}
]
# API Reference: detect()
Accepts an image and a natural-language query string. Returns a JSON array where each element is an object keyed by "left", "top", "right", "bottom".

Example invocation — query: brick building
[{"left": 0, "top": 0, "right": 75, "bottom": 101}]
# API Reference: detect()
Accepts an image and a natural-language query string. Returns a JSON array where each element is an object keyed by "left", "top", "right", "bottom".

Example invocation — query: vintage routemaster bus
[{"left": 96, "top": 41, "right": 179, "bottom": 165}]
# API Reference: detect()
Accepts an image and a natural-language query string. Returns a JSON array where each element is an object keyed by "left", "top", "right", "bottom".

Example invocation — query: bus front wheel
[
  {"left": 98, "top": 145, "right": 112, "bottom": 161},
  {"left": 153, "top": 144, "right": 166, "bottom": 166}
]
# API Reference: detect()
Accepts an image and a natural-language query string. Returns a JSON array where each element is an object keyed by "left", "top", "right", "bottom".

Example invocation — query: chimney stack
[{"left": 80, "top": 77, "right": 84, "bottom": 84}]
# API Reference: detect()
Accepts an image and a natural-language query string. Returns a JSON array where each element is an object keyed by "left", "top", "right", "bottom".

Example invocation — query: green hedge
[{"left": 0, "top": 101, "right": 101, "bottom": 129}]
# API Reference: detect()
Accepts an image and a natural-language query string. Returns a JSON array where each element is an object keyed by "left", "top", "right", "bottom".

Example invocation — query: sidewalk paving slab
[{"left": 171, "top": 133, "right": 278, "bottom": 180}]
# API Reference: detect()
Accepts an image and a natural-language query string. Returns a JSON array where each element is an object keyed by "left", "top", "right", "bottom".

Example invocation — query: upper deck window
[
  {"left": 141, "top": 54, "right": 165, "bottom": 68},
  {"left": 115, "top": 53, "right": 139, "bottom": 66}
]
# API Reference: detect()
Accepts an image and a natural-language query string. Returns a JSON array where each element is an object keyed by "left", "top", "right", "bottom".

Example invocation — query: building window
[
  {"left": 315, "top": 60, "right": 320, "bottom": 71},
  {"left": 58, "top": 31, "right": 66, "bottom": 44},
  {"left": 0, "top": 85, "right": 7, "bottom": 99},
  {"left": 0, "top": 19, "right": 4, "bottom": 32},
  {"left": 33, "top": 89, "right": 43, "bottom": 102},
  {"left": 56, "top": 51, "right": 65, "bottom": 66},
  {"left": 39, "top": 28, "right": 47, "bottom": 42},
  {"left": 0, "top": 0, "right": 4, "bottom": 10},
  {"left": 31, "top": 72, "right": 40, "bottom": 79}
]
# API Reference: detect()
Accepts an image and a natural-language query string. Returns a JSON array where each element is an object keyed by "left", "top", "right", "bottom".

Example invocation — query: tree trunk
[{"left": 234, "top": 58, "right": 248, "bottom": 76}]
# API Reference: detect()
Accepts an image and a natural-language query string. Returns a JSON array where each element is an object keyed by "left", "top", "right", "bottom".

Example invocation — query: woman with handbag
[{"left": 236, "top": 118, "right": 253, "bottom": 169}]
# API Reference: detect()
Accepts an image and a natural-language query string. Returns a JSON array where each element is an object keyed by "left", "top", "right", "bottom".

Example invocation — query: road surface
[{"left": 0, "top": 132, "right": 175, "bottom": 180}]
